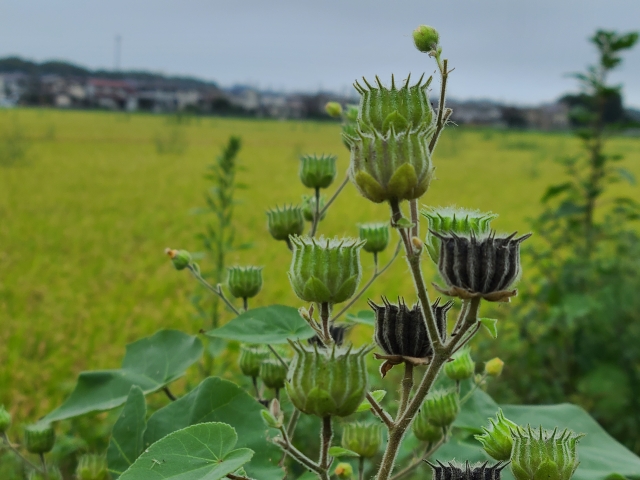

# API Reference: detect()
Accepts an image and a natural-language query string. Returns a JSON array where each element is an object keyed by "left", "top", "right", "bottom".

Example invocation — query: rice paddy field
[{"left": 1, "top": 108, "right": 639, "bottom": 426}]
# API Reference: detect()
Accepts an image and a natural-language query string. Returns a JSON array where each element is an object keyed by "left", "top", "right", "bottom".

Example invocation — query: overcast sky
[{"left": 2, "top": 0, "right": 639, "bottom": 107}]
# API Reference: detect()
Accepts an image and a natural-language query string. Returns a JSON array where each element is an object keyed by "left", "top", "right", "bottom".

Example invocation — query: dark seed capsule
[{"left": 426, "top": 460, "right": 507, "bottom": 480}]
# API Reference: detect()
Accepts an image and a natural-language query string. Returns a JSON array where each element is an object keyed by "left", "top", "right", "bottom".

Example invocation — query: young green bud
[
  {"left": 412, "top": 412, "right": 444, "bottom": 443},
  {"left": 474, "top": 409, "right": 519, "bottom": 461},
  {"left": 427, "top": 460, "right": 507, "bottom": 480},
  {"left": 227, "top": 266, "right": 263, "bottom": 299},
  {"left": 29, "top": 467, "right": 63, "bottom": 480},
  {"left": 485, "top": 357, "right": 505, "bottom": 377},
  {"left": 238, "top": 345, "right": 269, "bottom": 378},
  {"left": 444, "top": 348, "right": 475, "bottom": 381},
  {"left": 289, "top": 236, "right": 365, "bottom": 304},
  {"left": 335, "top": 462, "right": 354, "bottom": 479},
  {"left": 421, "top": 389, "right": 460, "bottom": 428},
  {"left": 302, "top": 194, "right": 327, "bottom": 222},
  {"left": 76, "top": 454, "right": 108, "bottom": 480},
  {"left": 0, "top": 405, "right": 11, "bottom": 433},
  {"left": 164, "top": 248, "right": 192, "bottom": 270},
  {"left": 421, "top": 207, "right": 498, "bottom": 264},
  {"left": 346, "top": 75, "right": 436, "bottom": 203},
  {"left": 433, "top": 231, "right": 532, "bottom": 302},
  {"left": 260, "top": 359, "right": 288, "bottom": 390},
  {"left": 267, "top": 205, "right": 305, "bottom": 241},
  {"left": 286, "top": 341, "right": 372, "bottom": 417},
  {"left": 341, "top": 422, "right": 383, "bottom": 458},
  {"left": 261, "top": 409, "right": 282, "bottom": 429},
  {"left": 299, "top": 154, "right": 338, "bottom": 189},
  {"left": 24, "top": 422, "right": 55, "bottom": 454},
  {"left": 510, "top": 426, "right": 584, "bottom": 480},
  {"left": 325, "top": 102, "right": 343, "bottom": 118},
  {"left": 413, "top": 25, "right": 440, "bottom": 53},
  {"left": 359, "top": 222, "right": 390, "bottom": 254}
]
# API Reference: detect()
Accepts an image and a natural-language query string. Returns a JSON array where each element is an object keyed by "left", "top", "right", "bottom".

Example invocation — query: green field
[{"left": 1, "top": 108, "right": 639, "bottom": 426}]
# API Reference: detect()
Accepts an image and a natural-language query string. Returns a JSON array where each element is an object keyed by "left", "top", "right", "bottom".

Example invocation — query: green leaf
[
  {"left": 206, "top": 305, "right": 315, "bottom": 344},
  {"left": 346, "top": 310, "right": 375, "bottom": 327},
  {"left": 107, "top": 386, "right": 147, "bottom": 479},
  {"left": 479, "top": 318, "right": 498, "bottom": 338},
  {"left": 144, "top": 377, "right": 283, "bottom": 480},
  {"left": 395, "top": 217, "right": 415, "bottom": 229},
  {"left": 356, "top": 390, "right": 387, "bottom": 412},
  {"left": 328, "top": 446, "right": 360, "bottom": 458},
  {"left": 44, "top": 330, "right": 203, "bottom": 422},
  {"left": 119, "top": 422, "right": 253, "bottom": 480}
]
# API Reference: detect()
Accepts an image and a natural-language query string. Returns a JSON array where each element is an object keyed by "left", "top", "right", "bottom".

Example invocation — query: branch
[
  {"left": 389, "top": 436, "right": 446, "bottom": 480},
  {"left": 187, "top": 265, "right": 240, "bottom": 316},
  {"left": 428, "top": 58, "right": 451, "bottom": 153},
  {"left": 310, "top": 187, "right": 321, "bottom": 237},
  {"left": 162, "top": 387, "right": 177, "bottom": 401},
  {"left": 1, "top": 432, "right": 45, "bottom": 474},
  {"left": 365, "top": 392, "right": 393, "bottom": 428},
  {"left": 319, "top": 176, "right": 349, "bottom": 217},
  {"left": 267, "top": 345, "right": 288, "bottom": 369},
  {"left": 319, "top": 416, "right": 333, "bottom": 473},
  {"left": 397, "top": 363, "right": 414, "bottom": 418}
]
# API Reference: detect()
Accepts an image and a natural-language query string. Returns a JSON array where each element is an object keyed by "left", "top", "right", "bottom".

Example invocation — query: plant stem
[
  {"left": 267, "top": 344, "right": 288, "bottom": 369},
  {"left": 0, "top": 432, "right": 44, "bottom": 474},
  {"left": 319, "top": 416, "right": 333, "bottom": 474},
  {"left": 406, "top": 252, "right": 443, "bottom": 353},
  {"left": 428, "top": 58, "right": 450, "bottom": 153},
  {"left": 243, "top": 297, "right": 248, "bottom": 312},
  {"left": 310, "top": 187, "right": 321, "bottom": 237},
  {"left": 275, "top": 435, "right": 321, "bottom": 474},
  {"left": 187, "top": 265, "right": 240, "bottom": 316},
  {"left": 398, "top": 363, "right": 414, "bottom": 418},
  {"left": 389, "top": 200, "right": 412, "bottom": 253},
  {"left": 252, "top": 377, "right": 260, "bottom": 399},
  {"left": 460, "top": 373, "right": 488, "bottom": 405},
  {"left": 163, "top": 386, "right": 177, "bottom": 401},
  {"left": 389, "top": 436, "right": 446, "bottom": 480},
  {"left": 40, "top": 453, "right": 48, "bottom": 480},
  {"left": 287, "top": 408, "right": 301, "bottom": 439},
  {"left": 319, "top": 302, "right": 332, "bottom": 345},
  {"left": 365, "top": 392, "right": 393, "bottom": 428},
  {"left": 359, "top": 456, "right": 365, "bottom": 480},
  {"left": 319, "top": 176, "right": 349, "bottom": 217},
  {"left": 409, "top": 199, "right": 419, "bottom": 240}
]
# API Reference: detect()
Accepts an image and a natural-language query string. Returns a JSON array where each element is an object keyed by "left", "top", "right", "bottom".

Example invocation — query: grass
[{"left": 1, "top": 108, "right": 639, "bottom": 426}]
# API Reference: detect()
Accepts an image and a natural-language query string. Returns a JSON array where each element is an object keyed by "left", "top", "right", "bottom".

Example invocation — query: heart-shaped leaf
[{"left": 107, "top": 386, "right": 147, "bottom": 479}]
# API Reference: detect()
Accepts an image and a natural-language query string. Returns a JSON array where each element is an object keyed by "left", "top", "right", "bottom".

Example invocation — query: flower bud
[
  {"left": 325, "top": 102, "right": 343, "bottom": 118},
  {"left": 286, "top": 341, "right": 372, "bottom": 417},
  {"left": 335, "top": 462, "right": 354, "bottom": 479},
  {"left": 0, "top": 405, "right": 11, "bottom": 433},
  {"left": 238, "top": 345, "right": 269, "bottom": 378},
  {"left": 164, "top": 248, "right": 192, "bottom": 270},
  {"left": 76, "top": 454, "right": 108, "bottom": 480},
  {"left": 474, "top": 409, "right": 519, "bottom": 461},
  {"left": 427, "top": 460, "right": 507, "bottom": 480},
  {"left": 359, "top": 223, "right": 390, "bottom": 254},
  {"left": 421, "top": 207, "right": 498, "bottom": 264},
  {"left": 412, "top": 25, "right": 440, "bottom": 53},
  {"left": 24, "top": 422, "right": 55, "bottom": 454},
  {"left": 29, "top": 467, "right": 63, "bottom": 480},
  {"left": 260, "top": 359, "right": 288, "bottom": 390},
  {"left": 267, "top": 205, "right": 305, "bottom": 241},
  {"left": 510, "top": 426, "right": 584, "bottom": 480},
  {"left": 227, "top": 266, "right": 263, "bottom": 299},
  {"left": 412, "top": 413, "right": 444, "bottom": 443},
  {"left": 341, "top": 422, "right": 383, "bottom": 458},
  {"left": 261, "top": 409, "right": 281, "bottom": 429},
  {"left": 420, "top": 389, "right": 460, "bottom": 428},
  {"left": 289, "top": 236, "right": 365, "bottom": 304},
  {"left": 299, "top": 154, "right": 337, "bottom": 190},
  {"left": 302, "top": 194, "right": 327, "bottom": 222},
  {"left": 444, "top": 348, "right": 475, "bottom": 381},
  {"left": 345, "top": 75, "right": 436, "bottom": 203},
  {"left": 433, "top": 231, "right": 532, "bottom": 302},
  {"left": 485, "top": 357, "right": 505, "bottom": 377}
]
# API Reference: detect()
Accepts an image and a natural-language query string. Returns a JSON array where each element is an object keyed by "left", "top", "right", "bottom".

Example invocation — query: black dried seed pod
[
  {"left": 308, "top": 324, "right": 351, "bottom": 348},
  {"left": 426, "top": 460, "right": 507, "bottom": 480},
  {"left": 433, "top": 231, "right": 531, "bottom": 302}
]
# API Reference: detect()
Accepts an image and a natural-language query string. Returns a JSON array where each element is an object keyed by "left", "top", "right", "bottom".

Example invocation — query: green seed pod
[
  {"left": 302, "top": 194, "right": 327, "bottom": 222},
  {"left": 29, "top": 466, "right": 63, "bottom": 480},
  {"left": 227, "top": 266, "right": 263, "bottom": 299},
  {"left": 76, "top": 454, "right": 109, "bottom": 480},
  {"left": 413, "top": 25, "right": 440, "bottom": 53},
  {"left": 0, "top": 405, "right": 11, "bottom": 433},
  {"left": 412, "top": 412, "right": 444, "bottom": 443},
  {"left": 341, "top": 422, "right": 383, "bottom": 458},
  {"left": 299, "top": 154, "right": 338, "bottom": 189},
  {"left": 260, "top": 359, "right": 288, "bottom": 390},
  {"left": 267, "top": 205, "right": 305, "bottom": 241},
  {"left": 335, "top": 462, "right": 354, "bottom": 479},
  {"left": 345, "top": 75, "right": 436, "bottom": 203},
  {"left": 288, "top": 236, "right": 365, "bottom": 304},
  {"left": 239, "top": 345, "right": 269, "bottom": 378},
  {"left": 510, "top": 426, "right": 584, "bottom": 480},
  {"left": 421, "top": 207, "right": 498, "bottom": 264},
  {"left": 485, "top": 358, "right": 505, "bottom": 377},
  {"left": 444, "top": 348, "right": 475, "bottom": 381},
  {"left": 286, "top": 341, "right": 372, "bottom": 417},
  {"left": 24, "top": 422, "right": 55, "bottom": 454},
  {"left": 325, "top": 102, "right": 343, "bottom": 118},
  {"left": 421, "top": 389, "right": 460, "bottom": 428},
  {"left": 427, "top": 460, "right": 507, "bottom": 480},
  {"left": 359, "top": 222, "right": 390, "bottom": 254},
  {"left": 474, "top": 409, "right": 519, "bottom": 461},
  {"left": 165, "top": 248, "right": 192, "bottom": 270}
]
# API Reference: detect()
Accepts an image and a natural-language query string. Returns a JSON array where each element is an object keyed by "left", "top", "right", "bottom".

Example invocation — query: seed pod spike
[
  {"left": 362, "top": 77, "right": 374, "bottom": 90},
  {"left": 416, "top": 72, "right": 425, "bottom": 87},
  {"left": 375, "top": 75, "right": 384, "bottom": 89},
  {"left": 404, "top": 73, "right": 412, "bottom": 89}
]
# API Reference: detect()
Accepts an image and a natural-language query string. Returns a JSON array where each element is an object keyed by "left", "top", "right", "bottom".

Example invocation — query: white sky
[{"left": 1, "top": 0, "right": 640, "bottom": 107}]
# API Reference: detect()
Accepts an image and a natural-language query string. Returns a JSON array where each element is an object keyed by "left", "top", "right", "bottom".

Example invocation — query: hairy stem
[
  {"left": 398, "top": 363, "right": 414, "bottom": 418},
  {"left": 162, "top": 386, "right": 177, "bottom": 401},
  {"left": 319, "top": 176, "right": 349, "bottom": 217},
  {"left": 319, "top": 302, "right": 332, "bottom": 345},
  {"left": 287, "top": 408, "right": 301, "bottom": 439},
  {"left": 243, "top": 297, "right": 248, "bottom": 312},
  {"left": 365, "top": 392, "right": 393, "bottom": 428},
  {"left": 187, "top": 265, "right": 240, "bottom": 316},
  {"left": 267, "top": 344, "right": 288, "bottom": 369},
  {"left": 428, "top": 58, "right": 450, "bottom": 153},
  {"left": 319, "top": 416, "right": 333, "bottom": 475},
  {"left": 1, "top": 432, "right": 44, "bottom": 474},
  {"left": 40, "top": 453, "right": 48, "bottom": 480},
  {"left": 359, "top": 456, "right": 366, "bottom": 480},
  {"left": 389, "top": 436, "right": 446, "bottom": 480},
  {"left": 310, "top": 187, "right": 321, "bottom": 237},
  {"left": 409, "top": 199, "right": 419, "bottom": 240}
]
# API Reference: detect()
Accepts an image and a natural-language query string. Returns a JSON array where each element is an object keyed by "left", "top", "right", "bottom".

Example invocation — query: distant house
[
  {"left": 522, "top": 103, "right": 570, "bottom": 130},
  {"left": 86, "top": 78, "right": 136, "bottom": 110}
]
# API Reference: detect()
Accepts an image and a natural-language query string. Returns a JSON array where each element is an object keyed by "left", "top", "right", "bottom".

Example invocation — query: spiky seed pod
[
  {"left": 412, "top": 412, "right": 444, "bottom": 443},
  {"left": 260, "top": 359, "right": 289, "bottom": 390},
  {"left": 24, "top": 423, "right": 55, "bottom": 454},
  {"left": 308, "top": 324, "right": 351, "bottom": 348},
  {"left": 421, "top": 389, "right": 460, "bottom": 428},
  {"left": 474, "top": 409, "right": 519, "bottom": 461},
  {"left": 427, "top": 460, "right": 507, "bottom": 480},
  {"left": 227, "top": 266, "right": 263, "bottom": 299},
  {"left": 433, "top": 231, "right": 532, "bottom": 302},
  {"left": 341, "top": 422, "right": 383, "bottom": 458},
  {"left": 444, "top": 348, "right": 476, "bottom": 381},
  {"left": 286, "top": 341, "right": 372, "bottom": 417},
  {"left": 345, "top": 75, "right": 437, "bottom": 203},
  {"left": 413, "top": 25, "right": 440, "bottom": 53},
  {"left": 359, "top": 222, "right": 390, "bottom": 254},
  {"left": 76, "top": 454, "right": 109, "bottom": 480},
  {"left": 266, "top": 205, "right": 305, "bottom": 241},
  {"left": 0, "top": 405, "right": 11, "bottom": 433},
  {"left": 165, "top": 248, "right": 192, "bottom": 270},
  {"left": 510, "top": 426, "right": 584, "bottom": 480},
  {"left": 485, "top": 357, "right": 505, "bottom": 377},
  {"left": 288, "top": 236, "right": 365, "bottom": 304},
  {"left": 302, "top": 194, "right": 327, "bottom": 222},
  {"left": 29, "top": 467, "right": 63, "bottom": 480},
  {"left": 325, "top": 102, "right": 343, "bottom": 118},
  {"left": 299, "top": 154, "right": 338, "bottom": 189},
  {"left": 238, "top": 345, "right": 270, "bottom": 378},
  {"left": 422, "top": 207, "right": 498, "bottom": 264}
]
